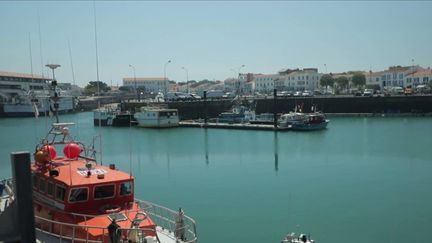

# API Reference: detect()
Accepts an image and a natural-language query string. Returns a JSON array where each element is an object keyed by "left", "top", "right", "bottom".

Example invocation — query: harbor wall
[{"left": 121, "top": 95, "right": 432, "bottom": 120}]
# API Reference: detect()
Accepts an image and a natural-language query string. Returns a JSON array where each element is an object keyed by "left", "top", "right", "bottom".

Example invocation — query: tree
[
  {"left": 119, "top": 86, "right": 134, "bottom": 92},
  {"left": 84, "top": 81, "right": 111, "bottom": 96},
  {"left": 320, "top": 74, "right": 334, "bottom": 89},
  {"left": 335, "top": 76, "right": 349, "bottom": 92},
  {"left": 351, "top": 73, "right": 366, "bottom": 89}
]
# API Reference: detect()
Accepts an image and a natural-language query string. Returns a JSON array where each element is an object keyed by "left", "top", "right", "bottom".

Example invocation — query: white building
[
  {"left": 253, "top": 74, "right": 282, "bottom": 94},
  {"left": 122, "top": 77, "right": 169, "bottom": 94},
  {"left": 277, "top": 68, "right": 322, "bottom": 91},
  {"left": 366, "top": 66, "right": 420, "bottom": 89},
  {"left": 223, "top": 73, "right": 253, "bottom": 95},
  {"left": 405, "top": 68, "right": 432, "bottom": 87}
]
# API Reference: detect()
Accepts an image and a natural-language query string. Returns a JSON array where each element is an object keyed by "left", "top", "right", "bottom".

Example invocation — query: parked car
[
  {"left": 278, "top": 91, "right": 293, "bottom": 97},
  {"left": 293, "top": 91, "right": 302, "bottom": 97},
  {"left": 302, "top": 90, "right": 313, "bottom": 97},
  {"left": 415, "top": 85, "right": 431, "bottom": 94},
  {"left": 363, "top": 89, "right": 373, "bottom": 97},
  {"left": 353, "top": 90, "right": 362, "bottom": 96},
  {"left": 404, "top": 87, "right": 413, "bottom": 95}
]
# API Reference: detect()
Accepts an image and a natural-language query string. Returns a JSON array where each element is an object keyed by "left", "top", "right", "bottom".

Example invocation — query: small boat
[
  {"left": 291, "top": 112, "right": 329, "bottom": 131},
  {"left": 134, "top": 106, "right": 179, "bottom": 128},
  {"left": 93, "top": 104, "right": 136, "bottom": 127},
  {"left": 281, "top": 232, "right": 315, "bottom": 243},
  {"left": 250, "top": 112, "right": 276, "bottom": 125},
  {"left": 278, "top": 112, "right": 329, "bottom": 131},
  {"left": 217, "top": 105, "right": 255, "bottom": 124},
  {"left": 278, "top": 112, "right": 308, "bottom": 128}
]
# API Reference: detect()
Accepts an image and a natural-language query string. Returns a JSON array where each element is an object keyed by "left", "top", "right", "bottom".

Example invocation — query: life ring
[{"left": 102, "top": 205, "right": 121, "bottom": 214}]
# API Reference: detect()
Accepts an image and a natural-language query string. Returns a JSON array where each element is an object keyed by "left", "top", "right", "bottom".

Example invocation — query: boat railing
[
  {"left": 136, "top": 199, "right": 198, "bottom": 243},
  {"left": 1, "top": 178, "right": 197, "bottom": 242},
  {"left": 0, "top": 178, "right": 15, "bottom": 214},
  {"left": 35, "top": 215, "right": 160, "bottom": 242}
]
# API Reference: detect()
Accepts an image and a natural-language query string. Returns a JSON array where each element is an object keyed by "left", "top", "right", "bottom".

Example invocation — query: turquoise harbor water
[{"left": 1, "top": 112, "right": 432, "bottom": 243}]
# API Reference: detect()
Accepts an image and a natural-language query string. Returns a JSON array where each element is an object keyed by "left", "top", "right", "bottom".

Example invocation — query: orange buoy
[{"left": 35, "top": 150, "right": 46, "bottom": 164}]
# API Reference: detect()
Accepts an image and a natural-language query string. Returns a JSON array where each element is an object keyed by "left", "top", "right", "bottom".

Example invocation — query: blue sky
[{"left": 0, "top": 1, "right": 431, "bottom": 87}]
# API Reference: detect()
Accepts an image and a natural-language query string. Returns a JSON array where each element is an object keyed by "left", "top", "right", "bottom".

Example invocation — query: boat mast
[
  {"left": 93, "top": 1, "right": 103, "bottom": 165},
  {"left": 45, "top": 64, "right": 61, "bottom": 123}
]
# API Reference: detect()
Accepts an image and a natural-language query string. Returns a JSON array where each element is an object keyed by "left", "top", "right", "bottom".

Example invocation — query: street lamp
[
  {"left": 129, "top": 64, "right": 138, "bottom": 101},
  {"left": 181, "top": 67, "right": 189, "bottom": 93},
  {"left": 164, "top": 60, "right": 171, "bottom": 95}
]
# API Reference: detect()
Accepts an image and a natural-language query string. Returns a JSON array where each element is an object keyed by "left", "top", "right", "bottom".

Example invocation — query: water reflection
[
  {"left": 204, "top": 128, "right": 209, "bottom": 165},
  {"left": 274, "top": 131, "right": 279, "bottom": 173}
]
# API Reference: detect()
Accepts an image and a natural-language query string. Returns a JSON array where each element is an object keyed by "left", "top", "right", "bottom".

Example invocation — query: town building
[
  {"left": 253, "top": 74, "right": 282, "bottom": 94},
  {"left": 223, "top": 73, "right": 253, "bottom": 95},
  {"left": 122, "top": 77, "right": 169, "bottom": 94},
  {"left": 278, "top": 68, "right": 322, "bottom": 91},
  {"left": 405, "top": 68, "right": 432, "bottom": 87},
  {"left": 366, "top": 66, "right": 420, "bottom": 89}
]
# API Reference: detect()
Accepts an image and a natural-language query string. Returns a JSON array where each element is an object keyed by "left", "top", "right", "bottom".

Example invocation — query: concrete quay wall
[{"left": 122, "top": 95, "right": 432, "bottom": 120}]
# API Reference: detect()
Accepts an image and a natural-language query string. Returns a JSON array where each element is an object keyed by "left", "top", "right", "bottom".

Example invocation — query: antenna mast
[
  {"left": 45, "top": 64, "right": 61, "bottom": 123},
  {"left": 93, "top": 1, "right": 103, "bottom": 165}
]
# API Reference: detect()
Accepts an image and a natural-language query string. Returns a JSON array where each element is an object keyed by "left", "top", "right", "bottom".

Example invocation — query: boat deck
[{"left": 36, "top": 226, "right": 182, "bottom": 243}]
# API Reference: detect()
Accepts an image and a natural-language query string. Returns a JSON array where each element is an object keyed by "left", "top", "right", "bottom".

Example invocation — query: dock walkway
[{"left": 179, "top": 121, "right": 291, "bottom": 131}]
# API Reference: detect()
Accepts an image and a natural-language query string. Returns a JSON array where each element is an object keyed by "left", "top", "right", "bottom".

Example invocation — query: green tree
[
  {"left": 335, "top": 76, "right": 349, "bottom": 92},
  {"left": 84, "top": 81, "right": 111, "bottom": 96},
  {"left": 352, "top": 73, "right": 366, "bottom": 88},
  {"left": 320, "top": 74, "right": 334, "bottom": 89}
]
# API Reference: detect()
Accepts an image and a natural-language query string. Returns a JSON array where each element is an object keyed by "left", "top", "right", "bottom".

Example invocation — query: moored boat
[
  {"left": 1, "top": 76, "right": 197, "bottom": 242},
  {"left": 93, "top": 104, "right": 136, "bottom": 127},
  {"left": 217, "top": 105, "right": 255, "bottom": 124},
  {"left": 281, "top": 232, "right": 315, "bottom": 243},
  {"left": 250, "top": 112, "right": 276, "bottom": 125},
  {"left": 28, "top": 122, "right": 197, "bottom": 242},
  {"left": 134, "top": 107, "right": 179, "bottom": 128},
  {"left": 278, "top": 112, "right": 329, "bottom": 131},
  {"left": 291, "top": 112, "right": 329, "bottom": 131}
]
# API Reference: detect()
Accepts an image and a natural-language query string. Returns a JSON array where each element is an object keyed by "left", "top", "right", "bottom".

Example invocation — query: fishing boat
[
  {"left": 134, "top": 107, "right": 179, "bottom": 128},
  {"left": 281, "top": 232, "right": 315, "bottom": 243},
  {"left": 278, "top": 112, "right": 307, "bottom": 128},
  {"left": 250, "top": 112, "right": 276, "bottom": 125},
  {"left": 278, "top": 112, "right": 328, "bottom": 131},
  {"left": 93, "top": 104, "right": 136, "bottom": 127},
  {"left": 290, "top": 112, "right": 329, "bottom": 131},
  {"left": 1, "top": 78, "right": 197, "bottom": 242},
  {"left": 217, "top": 105, "right": 255, "bottom": 124}
]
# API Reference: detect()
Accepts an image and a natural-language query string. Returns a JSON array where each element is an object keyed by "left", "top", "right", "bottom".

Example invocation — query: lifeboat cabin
[{"left": 31, "top": 143, "right": 156, "bottom": 242}]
